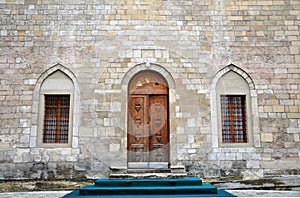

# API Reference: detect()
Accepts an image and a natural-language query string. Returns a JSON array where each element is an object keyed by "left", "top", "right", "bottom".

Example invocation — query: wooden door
[
  {"left": 149, "top": 95, "right": 169, "bottom": 164},
  {"left": 127, "top": 94, "right": 169, "bottom": 168},
  {"left": 128, "top": 95, "right": 149, "bottom": 166},
  {"left": 127, "top": 71, "right": 169, "bottom": 169}
]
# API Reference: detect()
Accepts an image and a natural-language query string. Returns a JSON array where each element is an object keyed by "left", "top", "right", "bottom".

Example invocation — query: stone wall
[{"left": 0, "top": 0, "right": 299, "bottom": 179}]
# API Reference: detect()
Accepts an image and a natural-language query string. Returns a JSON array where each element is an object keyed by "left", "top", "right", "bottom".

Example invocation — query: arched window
[
  {"left": 217, "top": 71, "right": 250, "bottom": 144},
  {"left": 211, "top": 65, "right": 257, "bottom": 148},
  {"left": 36, "top": 69, "right": 76, "bottom": 148}
]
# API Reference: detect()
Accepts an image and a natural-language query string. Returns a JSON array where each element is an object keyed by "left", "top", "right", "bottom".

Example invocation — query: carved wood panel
[
  {"left": 128, "top": 95, "right": 148, "bottom": 163},
  {"left": 128, "top": 95, "right": 169, "bottom": 164},
  {"left": 149, "top": 95, "right": 169, "bottom": 162}
]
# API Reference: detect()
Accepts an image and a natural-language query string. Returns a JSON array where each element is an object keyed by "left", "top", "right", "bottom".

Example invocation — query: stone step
[
  {"left": 109, "top": 166, "right": 127, "bottom": 174},
  {"left": 109, "top": 172, "right": 187, "bottom": 179},
  {"left": 95, "top": 177, "right": 202, "bottom": 187},
  {"left": 109, "top": 165, "right": 187, "bottom": 179},
  {"left": 79, "top": 183, "right": 218, "bottom": 196},
  {"left": 126, "top": 168, "right": 171, "bottom": 173},
  {"left": 170, "top": 165, "right": 186, "bottom": 173}
]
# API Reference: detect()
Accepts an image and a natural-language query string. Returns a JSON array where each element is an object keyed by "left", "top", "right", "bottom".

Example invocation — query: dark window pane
[
  {"left": 43, "top": 95, "right": 70, "bottom": 143},
  {"left": 221, "top": 95, "right": 247, "bottom": 143}
]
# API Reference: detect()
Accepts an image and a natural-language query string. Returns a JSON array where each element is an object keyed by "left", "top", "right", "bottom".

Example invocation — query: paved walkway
[
  {"left": 0, "top": 190, "right": 299, "bottom": 197},
  {"left": 0, "top": 191, "right": 70, "bottom": 198},
  {"left": 228, "top": 190, "right": 300, "bottom": 197}
]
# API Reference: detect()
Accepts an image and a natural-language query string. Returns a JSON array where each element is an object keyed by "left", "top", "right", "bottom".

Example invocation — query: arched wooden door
[{"left": 128, "top": 71, "right": 169, "bottom": 169}]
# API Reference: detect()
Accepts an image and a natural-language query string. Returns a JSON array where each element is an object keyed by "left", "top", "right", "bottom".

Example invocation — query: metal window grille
[
  {"left": 43, "top": 95, "right": 70, "bottom": 143},
  {"left": 220, "top": 95, "right": 247, "bottom": 143}
]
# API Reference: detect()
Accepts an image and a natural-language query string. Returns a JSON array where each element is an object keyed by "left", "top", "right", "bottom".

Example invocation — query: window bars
[
  {"left": 43, "top": 95, "right": 70, "bottom": 143},
  {"left": 221, "top": 95, "right": 247, "bottom": 143}
]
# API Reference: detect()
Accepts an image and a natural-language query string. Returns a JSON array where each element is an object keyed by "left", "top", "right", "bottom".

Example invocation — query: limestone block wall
[{"left": 0, "top": 0, "right": 299, "bottom": 179}]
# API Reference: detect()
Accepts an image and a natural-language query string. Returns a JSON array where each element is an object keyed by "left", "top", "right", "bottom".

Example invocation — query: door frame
[{"left": 127, "top": 70, "right": 170, "bottom": 169}]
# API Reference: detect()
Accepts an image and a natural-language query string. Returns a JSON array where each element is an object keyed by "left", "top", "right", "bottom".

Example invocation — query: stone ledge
[{"left": 212, "top": 175, "right": 300, "bottom": 191}]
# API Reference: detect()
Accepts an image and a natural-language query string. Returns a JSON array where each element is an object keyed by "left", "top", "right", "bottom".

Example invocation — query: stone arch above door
[
  {"left": 128, "top": 70, "right": 168, "bottom": 95},
  {"left": 122, "top": 63, "right": 175, "bottom": 92}
]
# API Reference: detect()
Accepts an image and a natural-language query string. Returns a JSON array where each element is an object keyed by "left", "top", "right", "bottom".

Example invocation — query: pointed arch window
[
  {"left": 37, "top": 70, "right": 74, "bottom": 147},
  {"left": 214, "top": 69, "right": 254, "bottom": 147}
]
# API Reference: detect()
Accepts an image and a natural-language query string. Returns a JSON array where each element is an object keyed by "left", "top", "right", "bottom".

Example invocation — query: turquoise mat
[
  {"left": 94, "top": 177, "right": 203, "bottom": 187},
  {"left": 63, "top": 177, "right": 235, "bottom": 197},
  {"left": 63, "top": 189, "right": 235, "bottom": 197}
]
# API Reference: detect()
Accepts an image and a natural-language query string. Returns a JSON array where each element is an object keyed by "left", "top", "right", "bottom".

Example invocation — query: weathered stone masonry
[{"left": 0, "top": 0, "right": 299, "bottom": 179}]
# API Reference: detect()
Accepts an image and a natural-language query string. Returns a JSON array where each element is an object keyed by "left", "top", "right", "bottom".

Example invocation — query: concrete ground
[
  {"left": 0, "top": 190, "right": 299, "bottom": 197},
  {"left": 0, "top": 176, "right": 299, "bottom": 197},
  {"left": 228, "top": 190, "right": 300, "bottom": 197}
]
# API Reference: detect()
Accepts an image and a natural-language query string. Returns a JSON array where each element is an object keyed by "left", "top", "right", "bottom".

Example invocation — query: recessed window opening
[
  {"left": 221, "top": 95, "right": 247, "bottom": 143},
  {"left": 43, "top": 95, "right": 70, "bottom": 143}
]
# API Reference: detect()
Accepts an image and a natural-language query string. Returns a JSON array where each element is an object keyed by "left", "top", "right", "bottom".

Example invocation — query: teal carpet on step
[{"left": 63, "top": 177, "right": 235, "bottom": 197}]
